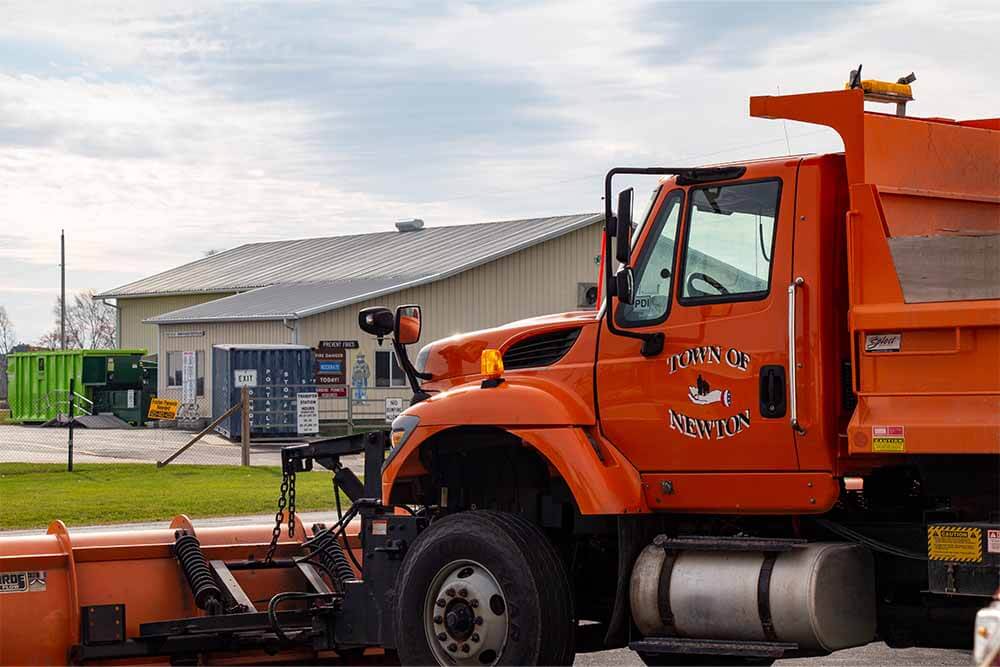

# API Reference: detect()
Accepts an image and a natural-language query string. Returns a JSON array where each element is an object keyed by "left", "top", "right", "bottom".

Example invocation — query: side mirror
[
  {"left": 615, "top": 266, "right": 635, "bottom": 306},
  {"left": 359, "top": 306, "right": 395, "bottom": 339},
  {"left": 615, "top": 188, "right": 634, "bottom": 264},
  {"left": 394, "top": 304, "right": 422, "bottom": 346}
]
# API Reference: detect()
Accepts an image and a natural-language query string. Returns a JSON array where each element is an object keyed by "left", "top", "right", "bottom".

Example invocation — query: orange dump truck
[{"left": 1, "top": 75, "right": 997, "bottom": 666}]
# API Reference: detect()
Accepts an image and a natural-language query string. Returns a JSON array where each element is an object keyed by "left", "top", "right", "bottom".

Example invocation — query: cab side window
[
  {"left": 680, "top": 180, "right": 780, "bottom": 302},
  {"left": 618, "top": 190, "right": 683, "bottom": 326}
]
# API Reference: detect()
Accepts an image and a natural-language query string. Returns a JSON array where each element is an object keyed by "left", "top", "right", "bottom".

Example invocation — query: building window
[
  {"left": 375, "top": 350, "right": 407, "bottom": 387},
  {"left": 166, "top": 350, "right": 205, "bottom": 396}
]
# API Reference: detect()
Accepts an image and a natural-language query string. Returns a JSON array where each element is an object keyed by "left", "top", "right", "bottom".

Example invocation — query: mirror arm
[
  {"left": 391, "top": 338, "right": 432, "bottom": 403},
  {"left": 604, "top": 167, "right": 707, "bottom": 357}
]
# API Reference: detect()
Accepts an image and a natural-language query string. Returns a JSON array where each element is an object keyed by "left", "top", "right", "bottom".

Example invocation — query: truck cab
[{"left": 373, "top": 81, "right": 998, "bottom": 663}]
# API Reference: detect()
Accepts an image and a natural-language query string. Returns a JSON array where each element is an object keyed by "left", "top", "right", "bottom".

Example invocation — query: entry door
[{"left": 597, "top": 168, "right": 798, "bottom": 472}]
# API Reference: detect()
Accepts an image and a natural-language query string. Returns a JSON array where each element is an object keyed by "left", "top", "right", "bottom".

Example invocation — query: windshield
[{"left": 630, "top": 185, "right": 663, "bottom": 251}]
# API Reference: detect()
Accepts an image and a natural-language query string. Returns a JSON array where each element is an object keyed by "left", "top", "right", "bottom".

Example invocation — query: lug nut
[
  {"left": 458, "top": 588, "right": 468, "bottom": 598},
  {"left": 433, "top": 615, "right": 443, "bottom": 624},
  {"left": 471, "top": 599, "right": 479, "bottom": 608},
  {"left": 471, "top": 633, "right": 480, "bottom": 642},
  {"left": 475, "top": 616, "right": 483, "bottom": 626},
  {"left": 461, "top": 644, "right": 470, "bottom": 653},
  {"left": 446, "top": 588, "right": 456, "bottom": 597},
  {"left": 448, "top": 643, "right": 458, "bottom": 653},
  {"left": 436, "top": 598, "right": 446, "bottom": 607},
  {"left": 437, "top": 632, "right": 447, "bottom": 641}
]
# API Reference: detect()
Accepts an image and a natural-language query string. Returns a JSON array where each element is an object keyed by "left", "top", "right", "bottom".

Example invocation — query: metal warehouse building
[{"left": 97, "top": 214, "right": 603, "bottom": 416}]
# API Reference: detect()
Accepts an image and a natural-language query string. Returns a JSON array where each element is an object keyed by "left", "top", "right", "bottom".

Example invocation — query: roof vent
[{"left": 395, "top": 218, "right": 425, "bottom": 232}]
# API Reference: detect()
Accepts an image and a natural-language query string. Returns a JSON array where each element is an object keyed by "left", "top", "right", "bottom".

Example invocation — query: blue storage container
[{"left": 212, "top": 344, "right": 315, "bottom": 440}]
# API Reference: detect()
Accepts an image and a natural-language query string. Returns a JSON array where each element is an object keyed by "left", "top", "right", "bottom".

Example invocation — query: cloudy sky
[{"left": 1, "top": 0, "right": 997, "bottom": 342}]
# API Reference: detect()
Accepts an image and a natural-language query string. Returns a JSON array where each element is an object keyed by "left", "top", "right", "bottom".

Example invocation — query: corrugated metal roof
[
  {"left": 146, "top": 279, "right": 404, "bottom": 323},
  {"left": 137, "top": 213, "right": 603, "bottom": 324},
  {"left": 101, "top": 213, "right": 601, "bottom": 299}
]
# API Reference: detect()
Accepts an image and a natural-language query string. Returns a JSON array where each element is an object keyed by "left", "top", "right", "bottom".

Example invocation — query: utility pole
[{"left": 60, "top": 229, "right": 66, "bottom": 350}]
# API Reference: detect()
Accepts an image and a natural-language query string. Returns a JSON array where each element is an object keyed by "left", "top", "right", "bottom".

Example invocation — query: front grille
[{"left": 502, "top": 328, "right": 581, "bottom": 370}]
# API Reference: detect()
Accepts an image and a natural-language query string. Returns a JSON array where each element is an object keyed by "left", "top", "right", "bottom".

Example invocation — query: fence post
[
  {"left": 346, "top": 391, "right": 353, "bottom": 435},
  {"left": 240, "top": 386, "right": 250, "bottom": 466},
  {"left": 67, "top": 378, "right": 75, "bottom": 472}
]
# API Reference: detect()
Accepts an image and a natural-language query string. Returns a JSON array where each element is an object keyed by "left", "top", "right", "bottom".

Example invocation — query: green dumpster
[{"left": 6, "top": 349, "right": 148, "bottom": 423}]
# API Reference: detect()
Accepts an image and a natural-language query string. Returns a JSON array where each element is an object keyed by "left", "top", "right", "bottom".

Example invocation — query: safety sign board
[
  {"left": 927, "top": 525, "right": 982, "bottom": 562},
  {"left": 234, "top": 369, "right": 257, "bottom": 388},
  {"left": 0, "top": 571, "right": 47, "bottom": 594},
  {"left": 988, "top": 529, "right": 1000, "bottom": 554},
  {"left": 297, "top": 392, "right": 319, "bottom": 435},
  {"left": 316, "top": 341, "right": 355, "bottom": 396},
  {"left": 148, "top": 398, "right": 180, "bottom": 420},
  {"left": 385, "top": 398, "right": 404, "bottom": 423},
  {"left": 872, "top": 425, "right": 905, "bottom": 452}
]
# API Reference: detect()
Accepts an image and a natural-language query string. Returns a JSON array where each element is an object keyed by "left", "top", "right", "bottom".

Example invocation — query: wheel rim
[{"left": 423, "top": 559, "right": 508, "bottom": 666}]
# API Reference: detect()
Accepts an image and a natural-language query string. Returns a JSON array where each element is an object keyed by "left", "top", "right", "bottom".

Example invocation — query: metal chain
[
  {"left": 264, "top": 473, "right": 290, "bottom": 564},
  {"left": 287, "top": 472, "right": 297, "bottom": 539}
]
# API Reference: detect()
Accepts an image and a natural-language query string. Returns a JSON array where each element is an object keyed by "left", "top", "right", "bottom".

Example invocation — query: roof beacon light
[
  {"left": 846, "top": 66, "right": 916, "bottom": 116},
  {"left": 480, "top": 349, "right": 505, "bottom": 387}
]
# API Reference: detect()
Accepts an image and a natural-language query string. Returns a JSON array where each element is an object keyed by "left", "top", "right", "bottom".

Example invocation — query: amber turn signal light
[{"left": 480, "top": 349, "right": 504, "bottom": 380}]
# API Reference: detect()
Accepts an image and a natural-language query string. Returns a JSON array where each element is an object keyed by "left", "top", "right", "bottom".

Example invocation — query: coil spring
[
  {"left": 308, "top": 524, "right": 355, "bottom": 586},
  {"left": 173, "top": 530, "right": 222, "bottom": 614}
]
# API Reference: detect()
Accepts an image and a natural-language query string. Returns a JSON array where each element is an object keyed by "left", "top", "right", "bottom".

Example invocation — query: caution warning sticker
[
  {"left": 872, "top": 425, "right": 905, "bottom": 452},
  {"left": 988, "top": 529, "right": 1000, "bottom": 554},
  {"left": 927, "top": 525, "right": 982, "bottom": 562}
]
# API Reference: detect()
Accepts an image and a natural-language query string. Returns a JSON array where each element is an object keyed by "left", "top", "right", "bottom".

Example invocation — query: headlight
[
  {"left": 384, "top": 414, "right": 420, "bottom": 471},
  {"left": 414, "top": 343, "right": 432, "bottom": 375}
]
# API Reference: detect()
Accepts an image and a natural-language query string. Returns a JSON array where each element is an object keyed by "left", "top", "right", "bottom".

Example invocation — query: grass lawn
[{"left": 0, "top": 463, "right": 349, "bottom": 530}]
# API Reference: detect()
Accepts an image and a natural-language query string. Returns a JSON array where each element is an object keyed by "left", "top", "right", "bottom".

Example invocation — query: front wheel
[{"left": 393, "top": 511, "right": 575, "bottom": 665}]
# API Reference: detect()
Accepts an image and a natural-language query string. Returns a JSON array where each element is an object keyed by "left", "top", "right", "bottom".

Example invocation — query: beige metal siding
[
  {"left": 296, "top": 223, "right": 603, "bottom": 404},
  {"left": 119, "top": 293, "right": 235, "bottom": 353},
  {"left": 154, "top": 222, "right": 602, "bottom": 416},
  {"left": 157, "top": 320, "right": 291, "bottom": 410}
]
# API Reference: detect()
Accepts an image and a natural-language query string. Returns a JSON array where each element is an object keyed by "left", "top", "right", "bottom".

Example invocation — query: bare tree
[
  {"left": 0, "top": 306, "right": 15, "bottom": 356},
  {"left": 39, "top": 291, "right": 116, "bottom": 349}
]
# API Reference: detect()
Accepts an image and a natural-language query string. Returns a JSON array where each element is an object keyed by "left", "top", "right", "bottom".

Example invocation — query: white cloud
[{"left": 1, "top": 0, "right": 998, "bottom": 342}]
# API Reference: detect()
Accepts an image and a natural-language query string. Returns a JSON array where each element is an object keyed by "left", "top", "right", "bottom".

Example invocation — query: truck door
[{"left": 596, "top": 165, "right": 799, "bottom": 472}]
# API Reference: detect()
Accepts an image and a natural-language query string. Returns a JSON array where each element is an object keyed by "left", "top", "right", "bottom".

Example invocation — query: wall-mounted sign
[
  {"left": 234, "top": 369, "right": 257, "bottom": 388},
  {"left": 297, "top": 392, "right": 319, "bottom": 434},
  {"left": 319, "top": 340, "right": 359, "bottom": 349},
  {"left": 315, "top": 341, "right": 357, "bottom": 396},
  {"left": 181, "top": 351, "right": 196, "bottom": 404},
  {"left": 166, "top": 331, "right": 206, "bottom": 338}
]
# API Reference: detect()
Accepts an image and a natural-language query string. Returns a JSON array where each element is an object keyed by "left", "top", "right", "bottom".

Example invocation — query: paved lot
[
  {"left": 577, "top": 644, "right": 969, "bottom": 665},
  {"left": 0, "top": 424, "right": 366, "bottom": 470}
]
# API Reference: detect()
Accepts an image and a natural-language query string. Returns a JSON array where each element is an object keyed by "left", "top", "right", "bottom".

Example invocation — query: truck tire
[{"left": 393, "top": 510, "right": 575, "bottom": 665}]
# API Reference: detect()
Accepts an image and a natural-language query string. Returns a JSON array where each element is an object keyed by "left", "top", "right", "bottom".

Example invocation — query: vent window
[{"left": 503, "top": 328, "right": 581, "bottom": 370}]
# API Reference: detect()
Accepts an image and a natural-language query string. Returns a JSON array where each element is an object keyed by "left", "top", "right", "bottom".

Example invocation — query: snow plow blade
[{"left": 0, "top": 431, "right": 416, "bottom": 665}]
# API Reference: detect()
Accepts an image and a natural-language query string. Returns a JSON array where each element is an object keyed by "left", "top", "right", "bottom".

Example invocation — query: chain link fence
[{"left": 0, "top": 384, "right": 403, "bottom": 470}]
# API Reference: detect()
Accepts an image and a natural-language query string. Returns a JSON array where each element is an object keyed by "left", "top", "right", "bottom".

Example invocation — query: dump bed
[{"left": 751, "top": 88, "right": 999, "bottom": 456}]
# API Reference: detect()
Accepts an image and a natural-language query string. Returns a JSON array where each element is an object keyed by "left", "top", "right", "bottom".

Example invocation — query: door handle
[
  {"left": 759, "top": 365, "right": 786, "bottom": 418},
  {"left": 787, "top": 277, "right": 806, "bottom": 434}
]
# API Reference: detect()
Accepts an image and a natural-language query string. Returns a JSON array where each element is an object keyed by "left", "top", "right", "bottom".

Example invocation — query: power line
[{"left": 420, "top": 128, "right": 835, "bottom": 205}]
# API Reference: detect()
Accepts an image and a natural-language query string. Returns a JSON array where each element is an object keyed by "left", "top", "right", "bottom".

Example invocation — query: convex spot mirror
[
  {"left": 615, "top": 266, "right": 635, "bottom": 305},
  {"left": 394, "top": 304, "right": 422, "bottom": 346},
  {"left": 359, "top": 306, "right": 394, "bottom": 339},
  {"left": 615, "top": 187, "right": 634, "bottom": 264}
]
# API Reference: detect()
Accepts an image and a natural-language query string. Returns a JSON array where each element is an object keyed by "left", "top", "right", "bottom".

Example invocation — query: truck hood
[{"left": 416, "top": 310, "right": 600, "bottom": 384}]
